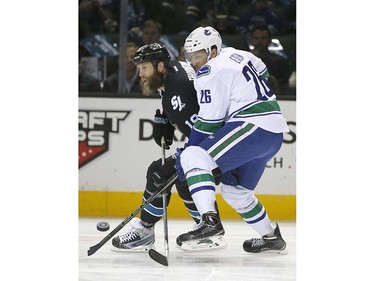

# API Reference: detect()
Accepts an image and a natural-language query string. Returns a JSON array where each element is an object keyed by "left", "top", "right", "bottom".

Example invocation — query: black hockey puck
[{"left": 97, "top": 221, "right": 110, "bottom": 232}]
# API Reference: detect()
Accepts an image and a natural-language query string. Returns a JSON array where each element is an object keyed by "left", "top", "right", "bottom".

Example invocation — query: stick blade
[
  {"left": 148, "top": 249, "right": 168, "bottom": 266},
  {"left": 87, "top": 244, "right": 101, "bottom": 256}
]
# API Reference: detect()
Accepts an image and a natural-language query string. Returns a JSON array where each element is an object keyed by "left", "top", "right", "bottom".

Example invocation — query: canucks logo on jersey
[{"left": 196, "top": 65, "right": 211, "bottom": 78}]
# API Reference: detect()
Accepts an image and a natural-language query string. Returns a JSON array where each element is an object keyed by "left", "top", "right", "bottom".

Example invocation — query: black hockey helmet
[{"left": 133, "top": 43, "right": 171, "bottom": 67}]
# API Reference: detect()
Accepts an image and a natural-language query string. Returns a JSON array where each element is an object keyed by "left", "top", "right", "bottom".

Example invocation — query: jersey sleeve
[{"left": 247, "top": 51, "right": 269, "bottom": 80}]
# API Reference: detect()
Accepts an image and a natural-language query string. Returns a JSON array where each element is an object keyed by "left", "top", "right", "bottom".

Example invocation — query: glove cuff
[{"left": 154, "top": 116, "right": 169, "bottom": 124}]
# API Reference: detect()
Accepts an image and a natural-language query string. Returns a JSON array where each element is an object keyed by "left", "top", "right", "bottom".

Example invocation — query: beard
[{"left": 140, "top": 71, "right": 163, "bottom": 96}]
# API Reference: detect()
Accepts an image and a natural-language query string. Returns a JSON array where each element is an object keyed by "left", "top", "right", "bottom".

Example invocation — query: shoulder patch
[
  {"left": 229, "top": 53, "right": 244, "bottom": 63},
  {"left": 196, "top": 65, "right": 211, "bottom": 78}
]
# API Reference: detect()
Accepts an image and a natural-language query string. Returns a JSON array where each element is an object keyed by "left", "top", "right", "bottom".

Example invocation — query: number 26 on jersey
[{"left": 200, "top": 89, "right": 212, "bottom": 104}]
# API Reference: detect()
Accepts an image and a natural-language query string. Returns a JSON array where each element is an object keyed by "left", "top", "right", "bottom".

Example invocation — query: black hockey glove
[
  {"left": 152, "top": 155, "right": 177, "bottom": 188},
  {"left": 153, "top": 109, "right": 174, "bottom": 149}
]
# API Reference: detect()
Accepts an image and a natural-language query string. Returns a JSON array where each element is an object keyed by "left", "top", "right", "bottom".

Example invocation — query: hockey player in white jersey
[{"left": 174, "top": 26, "right": 290, "bottom": 253}]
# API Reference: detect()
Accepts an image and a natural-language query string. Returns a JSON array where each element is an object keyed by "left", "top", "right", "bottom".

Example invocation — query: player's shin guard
[
  {"left": 221, "top": 184, "right": 274, "bottom": 236},
  {"left": 175, "top": 180, "right": 201, "bottom": 223},
  {"left": 140, "top": 159, "right": 172, "bottom": 226},
  {"left": 186, "top": 169, "right": 217, "bottom": 215},
  {"left": 179, "top": 146, "right": 218, "bottom": 216},
  {"left": 222, "top": 184, "right": 286, "bottom": 253}
]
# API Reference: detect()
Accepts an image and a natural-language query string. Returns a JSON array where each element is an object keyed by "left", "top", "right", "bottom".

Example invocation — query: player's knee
[
  {"left": 220, "top": 170, "right": 239, "bottom": 186},
  {"left": 175, "top": 180, "right": 191, "bottom": 200},
  {"left": 180, "top": 146, "right": 217, "bottom": 174},
  {"left": 221, "top": 184, "right": 255, "bottom": 209}
]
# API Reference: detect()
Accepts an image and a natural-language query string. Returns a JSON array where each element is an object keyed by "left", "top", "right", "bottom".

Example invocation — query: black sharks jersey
[{"left": 160, "top": 61, "right": 199, "bottom": 137}]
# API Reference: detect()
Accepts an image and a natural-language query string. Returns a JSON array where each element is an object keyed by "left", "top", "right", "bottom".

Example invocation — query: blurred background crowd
[{"left": 79, "top": 0, "right": 296, "bottom": 97}]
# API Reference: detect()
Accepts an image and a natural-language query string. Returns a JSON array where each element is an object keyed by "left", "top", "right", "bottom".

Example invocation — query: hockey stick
[
  {"left": 87, "top": 173, "right": 178, "bottom": 257},
  {"left": 148, "top": 138, "right": 169, "bottom": 266}
]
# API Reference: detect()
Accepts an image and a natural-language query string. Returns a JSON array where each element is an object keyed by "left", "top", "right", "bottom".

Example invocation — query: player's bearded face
[{"left": 140, "top": 67, "right": 163, "bottom": 96}]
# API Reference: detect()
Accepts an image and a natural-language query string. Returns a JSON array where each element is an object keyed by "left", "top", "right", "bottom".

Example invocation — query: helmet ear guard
[
  {"left": 133, "top": 43, "right": 171, "bottom": 67},
  {"left": 184, "top": 26, "right": 222, "bottom": 56}
]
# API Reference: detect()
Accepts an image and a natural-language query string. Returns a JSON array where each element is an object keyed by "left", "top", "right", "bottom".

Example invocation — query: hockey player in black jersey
[{"left": 112, "top": 43, "right": 225, "bottom": 251}]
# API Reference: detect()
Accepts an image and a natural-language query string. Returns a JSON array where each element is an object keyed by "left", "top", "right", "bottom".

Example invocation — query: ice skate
[
  {"left": 176, "top": 212, "right": 227, "bottom": 251},
  {"left": 243, "top": 223, "right": 286, "bottom": 253},
  {"left": 111, "top": 218, "right": 155, "bottom": 252}
]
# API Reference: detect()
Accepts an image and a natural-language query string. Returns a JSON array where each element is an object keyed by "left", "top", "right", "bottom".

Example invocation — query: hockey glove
[
  {"left": 153, "top": 109, "right": 174, "bottom": 149},
  {"left": 152, "top": 155, "right": 177, "bottom": 188},
  {"left": 175, "top": 147, "right": 186, "bottom": 181}
]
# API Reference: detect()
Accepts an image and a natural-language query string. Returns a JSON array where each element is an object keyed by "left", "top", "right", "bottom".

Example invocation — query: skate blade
[
  {"left": 177, "top": 235, "right": 227, "bottom": 252},
  {"left": 246, "top": 247, "right": 288, "bottom": 255},
  {"left": 110, "top": 244, "right": 155, "bottom": 253},
  {"left": 262, "top": 244, "right": 288, "bottom": 255},
  {"left": 273, "top": 248, "right": 288, "bottom": 255},
  {"left": 259, "top": 249, "right": 288, "bottom": 255}
]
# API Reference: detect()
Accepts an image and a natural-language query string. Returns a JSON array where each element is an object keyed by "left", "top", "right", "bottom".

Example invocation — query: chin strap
[{"left": 206, "top": 49, "right": 212, "bottom": 61}]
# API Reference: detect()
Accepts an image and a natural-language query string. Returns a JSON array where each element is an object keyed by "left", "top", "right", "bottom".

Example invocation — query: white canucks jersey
[{"left": 192, "top": 47, "right": 289, "bottom": 136}]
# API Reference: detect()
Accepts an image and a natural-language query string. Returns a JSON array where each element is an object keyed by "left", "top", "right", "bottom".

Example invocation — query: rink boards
[{"left": 79, "top": 97, "right": 296, "bottom": 220}]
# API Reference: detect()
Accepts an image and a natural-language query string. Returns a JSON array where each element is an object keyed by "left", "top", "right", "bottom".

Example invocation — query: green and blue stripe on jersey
[
  {"left": 259, "top": 66, "right": 269, "bottom": 80},
  {"left": 187, "top": 99, "right": 282, "bottom": 146},
  {"left": 187, "top": 117, "right": 225, "bottom": 146},
  {"left": 230, "top": 99, "right": 282, "bottom": 120}
]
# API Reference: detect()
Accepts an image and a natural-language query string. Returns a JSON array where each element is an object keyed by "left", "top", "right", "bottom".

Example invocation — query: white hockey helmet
[{"left": 184, "top": 26, "right": 222, "bottom": 56}]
